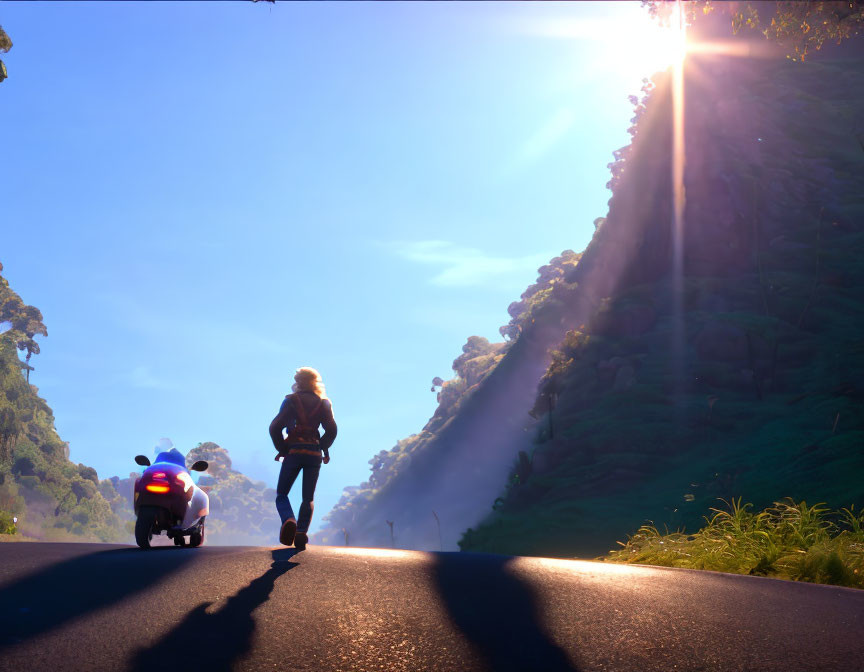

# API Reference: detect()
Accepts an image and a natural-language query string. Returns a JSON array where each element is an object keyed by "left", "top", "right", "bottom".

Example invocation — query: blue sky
[{"left": 1, "top": 1, "right": 672, "bottom": 533}]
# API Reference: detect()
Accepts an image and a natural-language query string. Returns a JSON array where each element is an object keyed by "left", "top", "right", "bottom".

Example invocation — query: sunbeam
[{"left": 671, "top": 0, "right": 688, "bottom": 400}]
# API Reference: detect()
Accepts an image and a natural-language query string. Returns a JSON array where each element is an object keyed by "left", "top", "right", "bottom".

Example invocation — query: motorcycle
[{"left": 133, "top": 449, "right": 210, "bottom": 549}]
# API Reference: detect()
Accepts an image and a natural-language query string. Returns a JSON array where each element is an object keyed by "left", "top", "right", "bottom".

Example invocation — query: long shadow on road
[
  {"left": 0, "top": 545, "right": 199, "bottom": 650},
  {"left": 433, "top": 552, "right": 580, "bottom": 672},
  {"left": 130, "top": 548, "right": 299, "bottom": 672}
]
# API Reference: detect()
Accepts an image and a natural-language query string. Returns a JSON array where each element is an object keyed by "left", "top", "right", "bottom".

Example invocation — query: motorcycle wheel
[
  {"left": 190, "top": 518, "right": 205, "bottom": 548},
  {"left": 135, "top": 506, "right": 158, "bottom": 549}
]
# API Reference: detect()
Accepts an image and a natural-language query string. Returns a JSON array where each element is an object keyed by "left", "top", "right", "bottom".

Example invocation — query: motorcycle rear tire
[
  {"left": 189, "top": 518, "right": 205, "bottom": 548},
  {"left": 135, "top": 506, "right": 158, "bottom": 549}
]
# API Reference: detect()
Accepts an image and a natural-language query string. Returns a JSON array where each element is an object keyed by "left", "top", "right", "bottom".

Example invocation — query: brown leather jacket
[{"left": 268, "top": 390, "right": 338, "bottom": 453}]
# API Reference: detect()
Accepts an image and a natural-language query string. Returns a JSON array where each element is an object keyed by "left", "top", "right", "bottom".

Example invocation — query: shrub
[
  {"left": 0, "top": 509, "right": 16, "bottom": 534},
  {"left": 604, "top": 498, "right": 864, "bottom": 589}
]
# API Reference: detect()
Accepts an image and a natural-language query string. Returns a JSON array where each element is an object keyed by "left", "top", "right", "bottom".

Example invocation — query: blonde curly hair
[{"left": 291, "top": 366, "right": 327, "bottom": 399}]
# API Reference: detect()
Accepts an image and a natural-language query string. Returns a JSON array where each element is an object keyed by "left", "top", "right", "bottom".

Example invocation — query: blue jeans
[{"left": 275, "top": 452, "right": 322, "bottom": 533}]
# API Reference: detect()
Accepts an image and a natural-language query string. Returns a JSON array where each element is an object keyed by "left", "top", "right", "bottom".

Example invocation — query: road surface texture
[{"left": 0, "top": 542, "right": 862, "bottom": 671}]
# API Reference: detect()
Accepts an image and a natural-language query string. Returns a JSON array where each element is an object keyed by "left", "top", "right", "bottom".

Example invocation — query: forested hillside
[
  {"left": 318, "top": 6, "right": 864, "bottom": 555},
  {"left": 317, "top": 251, "right": 583, "bottom": 549},
  {"left": 462, "top": 51, "right": 864, "bottom": 556},
  {"left": 0, "top": 263, "right": 125, "bottom": 540}
]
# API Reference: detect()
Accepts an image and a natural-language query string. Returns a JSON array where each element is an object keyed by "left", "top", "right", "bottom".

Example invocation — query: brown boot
[
  {"left": 279, "top": 519, "right": 297, "bottom": 546},
  {"left": 294, "top": 531, "right": 308, "bottom": 551}
]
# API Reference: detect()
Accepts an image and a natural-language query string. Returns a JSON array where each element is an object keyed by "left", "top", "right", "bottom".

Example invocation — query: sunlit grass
[{"left": 603, "top": 498, "right": 864, "bottom": 589}]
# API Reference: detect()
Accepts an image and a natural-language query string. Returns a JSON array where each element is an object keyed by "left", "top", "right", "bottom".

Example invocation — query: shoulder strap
[{"left": 290, "top": 394, "right": 308, "bottom": 424}]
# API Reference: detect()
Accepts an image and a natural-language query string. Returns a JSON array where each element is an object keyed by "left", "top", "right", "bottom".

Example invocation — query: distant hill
[
  {"left": 318, "top": 46, "right": 864, "bottom": 554},
  {"left": 183, "top": 442, "right": 281, "bottom": 545}
]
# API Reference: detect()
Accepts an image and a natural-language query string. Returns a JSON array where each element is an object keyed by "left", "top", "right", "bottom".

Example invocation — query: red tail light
[
  {"left": 145, "top": 484, "right": 171, "bottom": 493},
  {"left": 151, "top": 472, "right": 167, "bottom": 480}
]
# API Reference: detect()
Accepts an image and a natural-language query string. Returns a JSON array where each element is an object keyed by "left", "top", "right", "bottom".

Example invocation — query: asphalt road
[{"left": 0, "top": 542, "right": 862, "bottom": 672}]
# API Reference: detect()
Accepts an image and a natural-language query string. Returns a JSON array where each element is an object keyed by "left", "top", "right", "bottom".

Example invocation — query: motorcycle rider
[{"left": 268, "top": 366, "right": 337, "bottom": 550}]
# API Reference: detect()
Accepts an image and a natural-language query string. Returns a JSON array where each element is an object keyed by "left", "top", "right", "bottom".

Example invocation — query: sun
[
  {"left": 606, "top": 2, "right": 688, "bottom": 80},
  {"left": 520, "top": 3, "right": 690, "bottom": 90}
]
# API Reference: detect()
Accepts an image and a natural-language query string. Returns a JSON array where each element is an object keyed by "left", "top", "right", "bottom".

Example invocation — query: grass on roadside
[{"left": 602, "top": 498, "right": 864, "bottom": 589}]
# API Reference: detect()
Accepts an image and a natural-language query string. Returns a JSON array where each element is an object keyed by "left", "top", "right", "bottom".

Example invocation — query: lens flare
[{"left": 670, "top": 0, "right": 687, "bottom": 399}]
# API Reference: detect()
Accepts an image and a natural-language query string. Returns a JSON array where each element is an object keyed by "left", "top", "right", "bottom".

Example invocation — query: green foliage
[
  {"left": 757, "top": 2, "right": 863, "bottom": 62},
  {"left": 604, "top": 498, "right": 864, "bottom": 589},
  {"left": 182, "top": 441, "right": 279, "bottom": 544},
  {"left": 500, "top": 251, "right": 581, "bottom": 340},
  {"left": 460, "top": 52, "right": 864, "bottom": 559},
  {"left": 188, "top": 441, "right": 232, "bottom": 477},
  {"left": 644, "top": 1, "right": 864, "bottom": 62},
  {"left": 0, "top": 263, "right": 125, "bottom": 542},
  {"left": 77, "top": 464, "right": 99, "bottom": 484},
  {"left": 12, "top": 455, "right": 36, "bottom": 477},
  {"left": 1, "top": 263, "right": 48, "bottom": 362},
  {"left": 0, "top": 509, "right": 16, "bottom": 534},
  {"left": 0, "top": 25, "right": 10, "bottom": 84},
  {"left": 543, "top": 331, "right": 590, "bottom": 386}
]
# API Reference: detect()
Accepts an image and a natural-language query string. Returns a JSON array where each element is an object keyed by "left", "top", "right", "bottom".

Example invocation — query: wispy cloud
[{"left": 389, "top": 240, "right": 552, "bottom": 288}]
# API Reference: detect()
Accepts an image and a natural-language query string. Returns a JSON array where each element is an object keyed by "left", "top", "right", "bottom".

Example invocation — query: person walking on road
[{"left": 269, "top": 366, "right": 337, "bottom": 550}]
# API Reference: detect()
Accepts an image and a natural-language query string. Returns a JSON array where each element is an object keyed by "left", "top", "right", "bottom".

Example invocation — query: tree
[
  {"left": 77, "top": 464, "right": 99, "bottom": 485},
  {"left": 187, "top": 441, "right": 232, "bottom": 477},
  {"left": 763, "top": 1, "right": 864, "bottom": 60},
  {"left": 644, "top": 1, "right": 864, "bottom": 61},
  {"left": 1, "top": 263, "right": 48, "bottom": 370},
  {"left": 0, "top": 407, "right": 19, "bottom": 464},
  {"left": 0, "top": 25, "right": 10, "bottom": 84},
  {"left": 12, "top": 455, "right": 35, "bottom": 477},
  {"left": 499, "top": 251, "right": 581, "bottom": 340}
]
